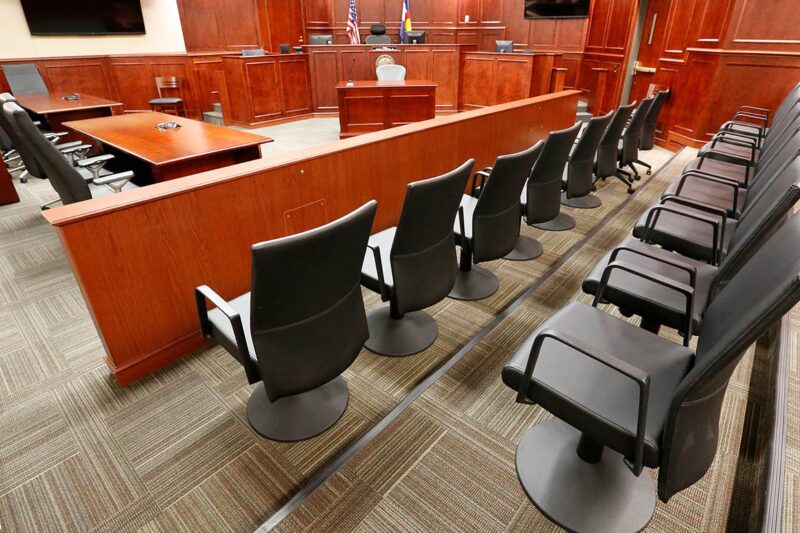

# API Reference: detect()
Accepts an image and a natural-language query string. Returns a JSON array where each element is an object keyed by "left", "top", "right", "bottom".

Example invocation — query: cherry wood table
[
  {"left": 15, "top": 93, "right": 123, "bottom": 143},
  {"left": 63, "top": 112, "right": 271, "bottom": 183},
  {"left": 336, "top": 80, "right": 437, "bottom": 138}
]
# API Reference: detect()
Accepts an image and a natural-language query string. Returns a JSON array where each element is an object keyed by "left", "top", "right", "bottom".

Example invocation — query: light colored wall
[{"left": 0, "top": 0, "right": 187, "bottom": 59}]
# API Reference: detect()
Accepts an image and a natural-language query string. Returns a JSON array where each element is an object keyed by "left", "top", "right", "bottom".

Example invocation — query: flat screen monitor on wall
[
  {"left": 20, "top": 0, "right": 146, "bottom": 35},
  {"left": 524, "top": 0, "right": 590, "bottom": 19}
]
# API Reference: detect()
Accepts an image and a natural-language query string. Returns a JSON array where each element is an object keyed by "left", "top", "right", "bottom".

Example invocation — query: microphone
[{"left": 346, "top": 57, "right": 356, "bottom": 86}]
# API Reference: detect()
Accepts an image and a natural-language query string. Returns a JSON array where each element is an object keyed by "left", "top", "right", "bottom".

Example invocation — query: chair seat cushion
[
  {"left": 502, "top": 301, "right": 693, "bottom": 468},
  {"left": 633, "top": 203, "right": 737, "bottom": 263},
  {"left": 207, "top": 292, "right": 258, "bottom": 368},
  {"left": 684, "top": 157, "right": 749, "bottom": 185},
  {"left": 361, "top": 227, "right": 396, "bottom": 293},
  {"left": 454, "top": 194, "right": 478, "bottom": 241},
  {"left": 582, "top": 238, "right": 717, "bottom": 332},
  {"left": 149, "top": 97, "right": 184, "bottom": 105},
  {"left": 663, "top": 176, "right": 747, "bottom": 216}
]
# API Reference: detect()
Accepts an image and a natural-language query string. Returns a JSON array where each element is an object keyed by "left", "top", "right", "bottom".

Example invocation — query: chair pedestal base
[
  {"left": 247, "top": 377, "right": 349, "bottom": 442},
  {"left": 448, "top": 264, "right": 500, "bottom": 301},
  {"left": 516, "top": 419, "right": 656, "bottom": 533},
  {"left": 364, "top": 307, "right": 438, "bottom": 357},
  {"left": 531, "top": 212, "right": 576, "bottom": 231},
  {"left": 504, "top": 235, "right": 544, "bottom": 261},
  {"left": 561, "top": 191, "right": 602, "bottom": 209}
]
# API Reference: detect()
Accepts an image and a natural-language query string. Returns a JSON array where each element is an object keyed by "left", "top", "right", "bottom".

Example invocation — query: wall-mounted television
[
  {"left": 20, "top": 0, "right": 146, "bottom": 35},
  {"left": 524, "top": 0, "right": 590, "bottom": 19}
]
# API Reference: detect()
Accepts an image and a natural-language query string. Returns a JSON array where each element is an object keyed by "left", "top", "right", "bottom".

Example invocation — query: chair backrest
[
  {"left": 743, "top": 128, "right": 800, "bottom": 204},
  {"left": 472, "top": 141, "right": 544, "bottom": 262},
  {"left": 371, "top": 23, "right": 387, "bottom": 35},
  {"left": 0, "top": 98, "right": 48, "bottom": 180},
  {"left": 771, "top": 83, "right": 800, "bottom": 125},
  {"left": 154, "top": 76, "right": 181, "bottom": 99},
  {"left": 250, "top": 201, "right": 376, "bottom": 402},
  {"left": 241, "top": 48, "right": 265, "bottom": 57},
  {"left": 640, "top": 89, "right": 669, "bottom": 150},
  {"left": 620, "top": 97, "right": 653, "bottom": 165},
  {"left": 525, "top": 123, "right": 581, "bottom": 223},
  {"left": 1, "top": 63, "right": 48, "bottom": 95},
  {"left": 595, "top": 102, "right": 636, "bottom": 178},
  {"left": 366, "top": 34, "right": 393, "bottom": 44},
  {"left": 376, "top": 64, "right": 406, "bottom": 81},
  {"left": 566, "top": 111, "right": 614, "bottom": 198},
  {"left": 4, "top": 102, "right": 92, "bottom": 204},
  {"left": 659, "top": 211, "right": 800, "bottom": 502},
  {"left": 716, "top": 154, "right": 800, "bottom": 283},
  {"left": 391, "top": 159, "right": 474, "bottom": 315}
]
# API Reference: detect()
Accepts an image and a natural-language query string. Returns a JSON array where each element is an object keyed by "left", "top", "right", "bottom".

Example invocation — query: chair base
[
  {"left": 504, "top": 235, "right": 544, "bottom": 261},
  {"left": 364, "top": 307, "right": 438, "bottom": 357},
  {"left": 448, "top": 264, "right": 500, "bottom": 301},
  {"left": 561, "top": 191, "right": 602, "bottom": 209},
  {"left": 531, "top": 212, "right": 576, "bottom": 232},
  {"left": 247, "top": 376, "right": 349, "bottom": 442},
  {"left": 516, "top": 419, "right": 656, "bottom": 533}
]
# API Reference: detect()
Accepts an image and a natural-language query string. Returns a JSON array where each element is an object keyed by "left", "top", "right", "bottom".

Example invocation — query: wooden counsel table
[
  {"left": 336, "top": 80, "right": 437, "bottom": 138},
  {"left": 15, "top": 93, "right": 122, "bottom": 143},
  {"left": 0, "top": 163, "right": 20, "bottom": 206},
  {"left": 63, "top": 112, "right": 271, "bottom": 183}
]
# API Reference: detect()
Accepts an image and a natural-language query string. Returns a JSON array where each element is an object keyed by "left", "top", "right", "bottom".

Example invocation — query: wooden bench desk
[
  {"left": 336, "top": 80, "right": 437, "bottom": 138},
  {"left": 63, "top": 112, "right": 271, "bottom": 183},
  {"left": 15, "top": 93, "right": 123, "bottom": 143}
]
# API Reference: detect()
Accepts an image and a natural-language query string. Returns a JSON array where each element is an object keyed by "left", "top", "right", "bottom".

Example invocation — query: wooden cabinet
[
  {"left": 222, "top": 54, "right": 313, "bottom": 127},
  {"left": 337, "top": 81, "right": 436, "bottom": 138},
  {"left": 461, "top": 52, "right": 563, "bottom": 109},
  {"left": 177, "top": 0, "right": 263, "bottom": 52}
]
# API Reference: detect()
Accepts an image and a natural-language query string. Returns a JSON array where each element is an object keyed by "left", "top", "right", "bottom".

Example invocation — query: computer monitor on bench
[{"left": 404, "top": 31, "right": 426, "bottom": 44}]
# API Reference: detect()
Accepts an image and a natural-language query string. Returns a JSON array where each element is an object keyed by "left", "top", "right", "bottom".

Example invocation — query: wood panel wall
[{"left": 43, "top": 91, "right": 580, "bottom": 385}]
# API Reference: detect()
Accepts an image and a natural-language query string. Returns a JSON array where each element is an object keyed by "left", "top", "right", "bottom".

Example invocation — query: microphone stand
[{"left": 346, "top": 57, "right": 356, "bottom": 87}]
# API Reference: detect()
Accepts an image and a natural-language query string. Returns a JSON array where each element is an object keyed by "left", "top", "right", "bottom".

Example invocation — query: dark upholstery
[
  {"left": 640, "top": 90, "right": 669, "bottom": 150},
  {"left": 1, "top": 63, "right": 48, "bottom": 94},
  {"left": 564, "top": 111, "right": 613, "bottom": 199},
  {"left": 618, "top": 97, "right": 653, "bottom": 168},
  {"left": 1, "top": 97, "right": 48, "bottom": 179},
  {"left": 205, "top": 201, "right": 377, "bottom": 401},
  {"left": 595, "top": 103, "right": 635, "bottom": 179},
  {"left": 523, "top": 123, "right": 581, "bottom": 223}
]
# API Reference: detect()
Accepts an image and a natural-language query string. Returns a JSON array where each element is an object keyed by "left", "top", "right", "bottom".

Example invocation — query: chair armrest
[
  {"left": 4, "top": 153, "right": 21, "bottom": 164},
  {"left": 471, "top": 170, "right": 490, "bottom": 197},
  {"left": 366, "top": 244, "right": 390, "bottom": 301},
  {"left": 736, "top": 105, "right": 769, "bottom": 117},
  {"left": 456, "top": 204, "right": 467, "bottom": 239},
  {"left": 59, "top": 143, "right": 92, "bottom": 155},
  {"left": 642, "top": 205, "right": 722, "bottom": 265},
  {"left": 721, "top": 120, "right": 764, "bottom": 141},
  {"left": 77, "top": 154, "right": 114, "bottom": 167},
  {"left": 679, "top": 168, "right": 739, "bottom": 185},
  {"left": 594, "top": 260, "right": 695, "bottom": 346},
  {"left": 608, "top": 245, "right": 697, "bottom": 287},
  {"left": 54, "top": 141, "right": 84, "bottom": 151},
  {"left": 194, "top": 285, "right": 257, "bottom": 378},
  {"left": 711, "top": 131, "right": 757, "bottom": 146},
  {"left": 660, "top": 195, "right": 728, "bottom": 219},
  {"left": 732, "top": 111, "right": 768, "bottom": 125},
  {"left": 673, "top": 172, "right": 740, "bottom": 214},
  {"left": 517, "top": 328, "right": 651, "bottom": 475},
  {"left": 45, "top": 131, "right": 70, "bottom": 140},
  {"left": 93, "top": 170, "right": 134, "bottom": 186}
]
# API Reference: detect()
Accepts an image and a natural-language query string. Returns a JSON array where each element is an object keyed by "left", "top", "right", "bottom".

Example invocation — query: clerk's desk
[{"left": 336, "top": 80, "right": 436, "bottom": 138}]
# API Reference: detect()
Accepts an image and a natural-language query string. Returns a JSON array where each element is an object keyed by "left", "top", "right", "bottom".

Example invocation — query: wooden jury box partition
[
  {"left": 43, "top": 90, "right": 580, "bottom": 386},
  {"left": 337, "top": 80, "right": 437, "bottom": 138}
]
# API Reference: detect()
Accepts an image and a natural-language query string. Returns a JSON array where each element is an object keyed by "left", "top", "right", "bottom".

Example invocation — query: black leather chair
[
  {"left": 594, "top": 102, "right": 636, "bottom": 194},
  {"left": 365, "top": 24, "right": 392, "bottom": 44},
  {"left": 196, "top": 201, "right": 377, "bottom": 441},
  {"left": 4, "top": 102, "right": 137, "bottom": 206},
  {"left": 1, "top": 63, "right": 48, "bottom": 94},
  {"left": 361, "top": 160, "right": 473, "bottom": 356},
  {"left": 450, "top": 142, "right": 543, "bottom": 300},
  {"left": 502, "top": 210, "right": 800, "bottom": 532},
  {"left": 521, "top": 122, "right": 582, "bottom": 232},
  {"left": 562, "top": 111, "right": 614, "bottom": 209},
  {"left": 583, "top": 155, "right": 800, "bottom": 339},
  {"left": 639, "top": 89, "right": 670, "bottom": 151},
  {"left": 618, "top": 97, "right": 654, "bottom": 184}
]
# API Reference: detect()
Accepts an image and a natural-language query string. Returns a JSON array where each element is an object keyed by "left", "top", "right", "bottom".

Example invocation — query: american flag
[{"left": 346, "top": 0, "right": 361, "bottom": 45}]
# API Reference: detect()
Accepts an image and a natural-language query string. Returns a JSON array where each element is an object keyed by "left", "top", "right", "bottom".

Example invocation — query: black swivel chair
[
  {"left": 594, "top": 102, "right": 636, "bottom": 193},
  {"left": 5, "top": 102, "right": 136, "bottom": 205},
  {"left": 523, "top": 122, "right": 582, "bottom": 231},
  {"left": 502, "top": 210, "right": 800, "bottom": 533},
  {"left": 450, "top": 142, "right": 543, "bottom": 300},
  {"left": 365, "top": 24, "right": 392, "bottom": 44},
  {"left": 562, "top": 111, "right": 614, "bottom": 209},
  {"left": 639, "top": 89, "right": 670, "bottom": 151},
  {"left": 618, "top": 97, "right": 654, "bottom": 184},
  {"left": 1, "top": 63, "right": 48, "bottom": 94},
  {"left": 361, "top": 160, "right": 473, "bottom": 356},
  {"left": 196, "top": 201, "right": 377, "bottom": 441}
]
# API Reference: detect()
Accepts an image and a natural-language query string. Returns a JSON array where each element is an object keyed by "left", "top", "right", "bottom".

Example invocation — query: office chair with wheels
[
  {"left": 1, "top": 63, "right": 48, "bottom": 95},
  {"left": 376, "top": 64, "right": 406, "bottom": 81},
  {"left": 595, "top": 102, "right": 636, "bottom": 193},
  {"left": 503, "top": 210, "right": 800, "bottom": 533},
  {"left": 562, "top": 111, "right": 614, "bottom": 209},
  {"left": 639, "top": 89, "right": 669, "bottom": 151},
  {"left": 361, "top": 159, "right": 473, "bottom": 356},
  {"left": 365, "top": 24, "right": 392, "bottom": 44},
  {"left": 450, "top": 142, "right": 543, "bottom": 300},
  {"left": 196, "top": 201, "right": 377, "bottom": 441},
  {"left": 618, "top": 97, "right": 654, "bottom": 182},
  {"left": 149, "top": 77, "right": 186, "bottom": 117}
]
